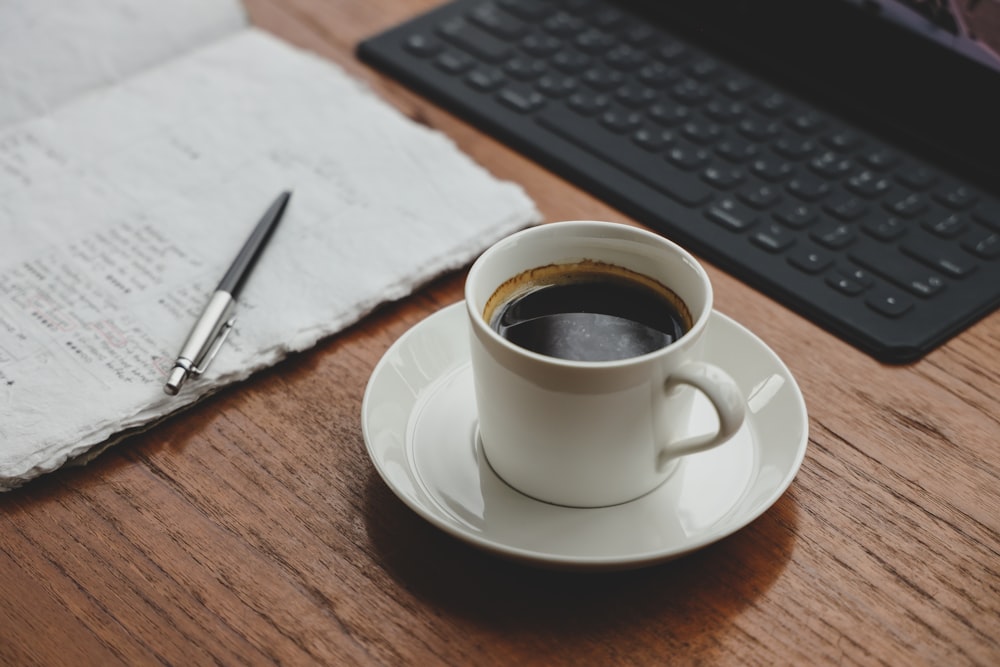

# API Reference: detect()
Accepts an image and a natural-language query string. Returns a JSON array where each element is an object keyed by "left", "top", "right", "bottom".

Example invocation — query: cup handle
[{"left": 656, "top": 361, "right": 746, "bottom": 470}]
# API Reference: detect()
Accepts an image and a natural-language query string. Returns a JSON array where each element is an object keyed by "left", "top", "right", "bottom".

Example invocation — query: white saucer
[{"left": 361, "top": 303, "right": 808, "bottom": 570}]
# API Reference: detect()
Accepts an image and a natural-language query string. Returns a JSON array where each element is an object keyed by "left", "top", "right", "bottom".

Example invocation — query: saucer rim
[{"left": 361, "top": 302, "right": 808, "bottom": 570}]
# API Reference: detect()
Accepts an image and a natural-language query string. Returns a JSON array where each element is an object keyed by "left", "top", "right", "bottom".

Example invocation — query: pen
[{"left": 164, "top": 191, "right": 291, "bottom": 395}]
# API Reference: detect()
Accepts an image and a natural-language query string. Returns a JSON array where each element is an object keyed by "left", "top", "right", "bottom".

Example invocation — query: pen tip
[{"left": 164, "top": 367, "right": 187, "bottom": 395}]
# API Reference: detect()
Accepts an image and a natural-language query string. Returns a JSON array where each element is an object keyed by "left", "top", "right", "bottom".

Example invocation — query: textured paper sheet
[
  {"left": 0, "top": 27, "right": 540, "bottom": 489},
  {"left": 0, "top": 0, "right": 247, "bottom": 127}
]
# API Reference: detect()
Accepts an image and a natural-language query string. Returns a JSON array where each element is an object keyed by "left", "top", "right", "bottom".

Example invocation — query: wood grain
[{"left": 2, "top": 1, "right": 998, "bottom": 665}]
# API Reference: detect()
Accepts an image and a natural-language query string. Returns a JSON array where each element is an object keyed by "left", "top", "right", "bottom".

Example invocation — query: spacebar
[{"left": 536, "top": 108, "right": 713, "bottom": 207}]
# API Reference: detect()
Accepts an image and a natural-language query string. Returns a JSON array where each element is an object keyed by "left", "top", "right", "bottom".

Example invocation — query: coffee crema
[{"left": 484, "top": 260, "right": 692, "bottom": 362}]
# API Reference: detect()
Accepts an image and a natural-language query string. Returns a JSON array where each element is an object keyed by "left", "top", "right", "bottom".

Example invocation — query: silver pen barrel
[{"left": 164, "top": 291, "right": 236, "bottom": 395}]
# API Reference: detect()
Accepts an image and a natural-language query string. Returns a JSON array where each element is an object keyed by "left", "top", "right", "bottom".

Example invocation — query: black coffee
[{"left": 486, "top": 261, "right": 691, "bottom": 362}]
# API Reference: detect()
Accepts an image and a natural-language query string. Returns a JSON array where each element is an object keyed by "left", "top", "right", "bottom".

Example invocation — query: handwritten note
[{"left": 0, "top": 26, "right": 540, "bottom": 489}]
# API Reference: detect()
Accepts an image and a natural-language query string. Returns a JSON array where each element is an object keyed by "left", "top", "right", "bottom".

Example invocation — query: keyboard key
[
  {"left": 962, "top": 230, "right": 1000, "bottom": 259},
  {"left": 521, "top": 32, "right": 561, "bottom": 56},
  {"left": 740, "top": 184, "right": 782, "bottom": 209},
  {"left": 648, "top": 103, "right": 691, "bottom": 126},
  {"left": 706, "top": 198, "right": 758, "bottom": 231},
  {"left": 750, "top": 156, "right": 794, "bottom": 182},
  {"left": 787, "top": 245, "right": 834, "bottom": 274},
  {"left": 787, "top": 175, "right": 831, "bottom": 202},
  {"left": 435, "top": 51, "right": 475, "bottom": 73},
  {"left": 895, "top": 165, "right": 938, "bottom": 190},
  {"left": 537, "top": 107, "right": 712, "bottom": 206},
  {"left": 719, "top": 75, "right": 757, "bottom": 99},
  {"left": 632, "top": 126, "right": 675, "bottom": 151},
  {"left": 850, "top": 246, "right": 947, "bottom": 297},
  {"left": 681, "top": 120, "right": 723, "bottom": 145},
  {"left": 836, "top": 265, "right": 876, "bottom": 288},
  {"left": 498, "top": 0, "right": 553, "bottom": 21},
  {"left": 615, "top": 83, "right": 658, "bottom": 108},
  {"left": 901, "top": 234, "right": 978, "bottom": 278},
  {"left": 861, "top": 214, "right": 907, "bottom": 241},
  {"left": 667, "top": 144, "right": 710, "bottom": 170},
  {"left": 606, "top": 45, "right": 646, "bottom": 71},
  {"left": 823, "top": 129, "right": 863, "bottom": 152},
  {"left": 470, "top": 3, "right": 527, "bottom": 39},
  {"left": 654, "top": 40, "right": 688, "bottom": 64},
  {"left": 505, "top": 56, "right": 547, "bottom": 81},
  {"left": 536, "top": 73, "right": 578, "bottom": 97},
  {"left": 687, "top": 57, "right": 722, "bottom": 81},
  {"left": 702, "top": 166, "right": 745, "bottom": 189},
  {"left": 583, "top": 68, "right": 625, "bottom": 90},
  {"left": 826, "top": 273, "right": 867, "bottom": 296},
  {"left": 788, "top": 110, "right": 827, "bottom": 134},
  {"left": 716, "top": 138, "right": 760, "bottom": 163},
  {"left": 439, "top": 17, "right": 513, "bottom": 62},
  {"left": 552, "top": 50, "right": 592, "bottom": 73},
  {"left": 773, "top": 135, "right": 817, "bottom": 160},
  {"left": 599, "top": 108, "right": 642, "bottom": 133},
  {"left": 809, "top": 151, "right": 854, "bottom": 178},
  {"left": 737, "top": 117, "right": 781, "bottom": 142},
  {"left": 922, "top": 213, "right": 967, "bottom": 239},
  {"left": 884, "top": 192, "right": 929, "bottom": 218},
  {"left": 543, "top": 11, "right": 585, "bottom": 36},
  {"left": 859, "top": 147, "right": 899, "bottom": 170},
  {"left": 812, "top": 222, "right": 857, "bottom": 249},
  {"left": 752, "top": 223, "right": 796, "bottom": 252},
  {"left": 403, "top": 33, "right": 444, "bottom": 57},
  {"left": 637, "top": 61, "right": 677, "bottom": 87},
  {"left": 705, "top": 99, "right": 746, "bottom": 123},
  {"left": 845, "top": 170, "right": 892, "bottom": 199},
  {"left": 774, "top": 203, "right": 818, "bottom": 229},
  {"left": 823, "top": 194, "right": 868, "bottom": 222},
  {"left": 497, "top": 86, "right": 545, "bottom": 112},
  {"left": 866, "top": 289, "right": 914, "bottom": 318},
  {"left": 754, "top": 91, "right": 792, "bottom": 116},
  {"left": 933, "top": 183, "right": 978, "bottom": 210},
  {"left": 671, "top": 79, "right": 712, "bottom": 105},
  {"left": 574, "top": 28, "right": 617, "bottom": 54},
  {"left": 567, "top": 91, "right": 610, "bottom": 115},
  {"left": 466, "top": 67, "right": 507, "bottom": 91}
]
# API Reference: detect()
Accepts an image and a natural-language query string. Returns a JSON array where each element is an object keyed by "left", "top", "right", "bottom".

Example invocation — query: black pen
[{"left": 164, "top": 191, "right": 291, "bottom": 395}]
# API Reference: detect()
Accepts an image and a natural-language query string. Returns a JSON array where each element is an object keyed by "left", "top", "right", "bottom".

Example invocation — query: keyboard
[{"left": 357, "top": 0, "right": 1000, "bottom": 363}]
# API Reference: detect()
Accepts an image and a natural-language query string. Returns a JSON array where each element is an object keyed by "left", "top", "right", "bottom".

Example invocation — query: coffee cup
[{"left": 465, "top": 221, "right": 746, "bottom": 507}]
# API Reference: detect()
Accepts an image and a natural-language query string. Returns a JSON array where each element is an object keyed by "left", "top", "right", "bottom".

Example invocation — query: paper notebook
[{"left": 0, "top": 0, "right": 540, "bottom": 489}]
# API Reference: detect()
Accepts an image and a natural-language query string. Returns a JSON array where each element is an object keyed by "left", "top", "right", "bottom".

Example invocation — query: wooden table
[{"left": 3, "top": 1, "right": 998, "bottom": 664}]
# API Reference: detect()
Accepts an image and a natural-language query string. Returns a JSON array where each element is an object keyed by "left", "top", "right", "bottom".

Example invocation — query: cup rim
[{"left": 465, "top": 221, "right": 714, "bottom": 369}]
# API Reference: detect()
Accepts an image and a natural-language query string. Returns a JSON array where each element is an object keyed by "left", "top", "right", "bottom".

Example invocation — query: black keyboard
[{"left": 357, "top": 0, "right": 1000, "bottom": 363}]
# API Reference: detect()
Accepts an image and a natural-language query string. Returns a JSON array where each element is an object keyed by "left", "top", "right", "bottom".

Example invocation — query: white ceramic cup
[{"left": 465, "top": 221, "right": 746, "bottom": 508}]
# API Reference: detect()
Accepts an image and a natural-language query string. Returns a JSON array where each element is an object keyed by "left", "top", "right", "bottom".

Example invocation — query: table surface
[{"left": 3, "top": 1, "right": 999, "bottom": 665}]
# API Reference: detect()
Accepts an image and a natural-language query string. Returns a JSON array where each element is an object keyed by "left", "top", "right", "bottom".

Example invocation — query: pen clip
[{"left": 191, "top": 316, "right": 235, "bottom": 377}]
